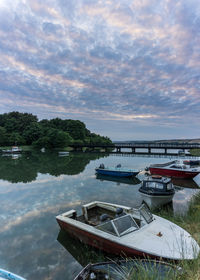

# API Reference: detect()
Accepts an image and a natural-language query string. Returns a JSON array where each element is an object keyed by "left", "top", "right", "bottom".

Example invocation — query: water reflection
[
  {"left": 0, "top": 152, "right": 109, "bottom": 183},
  {"left": 57, "top": 229, "right": 107, "bottom": 267},
  {"left": 0, "top": 152, "right": 199, "bottom": 280},
  {"left": 96, "top": 173, "right": 141, "bottom": 185},
  {"left": 171, "top": 178, "right": 199, "bottom": 189}
]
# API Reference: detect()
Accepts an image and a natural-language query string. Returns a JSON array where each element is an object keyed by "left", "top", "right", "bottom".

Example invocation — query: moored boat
[
  {"left": 149, "top": 160, "right": 200, "bottom": 179},
  {"left": 74, "top": 259, "right": 181, "bottom": 280},
  {"left": 139, "top": 175, "right": 175, "bottom": 209},
  {"left": 0, "top": 268, "right": 26, "bottom": 280},
  {"left": 56, "top": 201, "right": 199, "bottom": 260},
  {"left": 58, "top": 151, "right": 69, "bottom": 156},
  {"left": 2, "top": 146, "right": 22, "bottom": 154},
  {"left": 95, "top": 164, "right": 140, "bottom": 178}
]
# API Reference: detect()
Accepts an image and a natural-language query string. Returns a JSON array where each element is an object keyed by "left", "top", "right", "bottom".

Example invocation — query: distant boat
[
  {"left": 2, "top": 146, "right": 22, "bottom": 154},
  {"left": 95, "top": 164, "right": 140, "bottom": 178},
  {"left": 56, "top": 200, "right": 199, "bottom": 260},
  {"left": 40, "top": 147, "right": 45, "bottom": 153},
  {"left": 178, "top": 150, "right": 185, "bottom": 156},
  {"left": 0, "top": 268, "right": 26, "bottom": 280},
  {"left": 149, "top": 160, "right": 200, "bottom": 179},
  {"left": 58, "top": 151, "right": 69, "bottom": 156},
  {"left": 74, "top": 259, "right": 181, "bottom": 280},
  {"left": 139, "top": 175, "right": 175, "bottom": 209}
]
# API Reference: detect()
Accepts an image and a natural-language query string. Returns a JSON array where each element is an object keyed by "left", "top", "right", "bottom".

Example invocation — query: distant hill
[
  {"left": 155, "top": 139, "right": 200, "bottom": 144},
  {"left": 114, "top": 139, "right": 200, "bottom": 144}
]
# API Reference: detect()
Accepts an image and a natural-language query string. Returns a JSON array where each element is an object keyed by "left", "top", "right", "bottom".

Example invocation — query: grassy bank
[{"left": 190, "top": 149, "right": 200, "bottom": 156}]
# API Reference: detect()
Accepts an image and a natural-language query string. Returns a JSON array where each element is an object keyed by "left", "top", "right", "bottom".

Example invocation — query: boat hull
[
  {"left": 57, "top": 219, "right": 165, "bottom": 260},
  {"left": 140, "top": 193, "right": 174, "bottom": 209},
  {"left": 95, "top": 169, "right": 139, "bottom": 178},
  {"left": 149, "top": 167, "right": 199, "bottom": 179}
]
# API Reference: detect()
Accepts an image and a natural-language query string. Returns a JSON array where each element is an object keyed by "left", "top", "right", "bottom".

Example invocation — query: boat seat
[
  {"left": 115, "top": 207, "right": 126, "bottom": 218},
  {"left": 100, "top": 213, "right": 110, "bottom": 223}
]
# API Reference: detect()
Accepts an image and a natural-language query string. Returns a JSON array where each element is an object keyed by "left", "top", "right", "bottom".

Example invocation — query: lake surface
[{"left": 0, "top": 151, "right": 199, "bottom": 280}]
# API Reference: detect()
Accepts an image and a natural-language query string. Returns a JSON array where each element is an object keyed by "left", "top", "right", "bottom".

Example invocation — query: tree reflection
[{"left": 0, "top": 152, "right": 108, "bottom": 183}]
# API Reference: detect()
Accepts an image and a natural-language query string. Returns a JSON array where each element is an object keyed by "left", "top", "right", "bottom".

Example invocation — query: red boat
[{"left": 149, "top": 160, "right": 200, "bottom": 179}]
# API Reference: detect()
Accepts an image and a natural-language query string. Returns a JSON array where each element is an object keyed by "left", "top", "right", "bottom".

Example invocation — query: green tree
[
  {"left": 33, "top": 129, "right": 73, "bottom": 149},
  {"left": 23, "top": 123, "right": 42, "bottom": 145},
  {"left": 3, "top": 112, "right": 38, "bottom": 133},
  {"left": 0, "top": 126, "right": 7, "bottom": 145},
  {"left": 47, "top": 128, "right": 73, "bottom": 148},
  {"left": 62, "top": 119, "right": 86, "bottom": 140},
  {"left": 8, "top": 132, "right": 25, "bottom": 145},
  {"left": 33, "top": 136, "right": 50, "bottom": 149}
]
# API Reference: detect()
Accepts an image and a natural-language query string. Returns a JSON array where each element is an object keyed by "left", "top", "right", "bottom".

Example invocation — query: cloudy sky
[{"left": 0, "top": 0, "right": 200, "bottom": 140}]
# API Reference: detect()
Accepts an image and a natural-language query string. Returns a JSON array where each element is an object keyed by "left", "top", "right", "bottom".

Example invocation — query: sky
[{"left": 0, "top": 0, "right": 200, "bottom": 141}]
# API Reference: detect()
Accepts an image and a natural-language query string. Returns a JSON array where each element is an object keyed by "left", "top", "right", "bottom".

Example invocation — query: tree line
[{"left": 0, "top": 111, "right": 113, "bottom": 149}]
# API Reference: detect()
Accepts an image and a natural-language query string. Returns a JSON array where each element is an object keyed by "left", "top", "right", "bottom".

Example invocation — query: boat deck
[{"left": 77, "top": 205, "right": 116, "bottom": 226}]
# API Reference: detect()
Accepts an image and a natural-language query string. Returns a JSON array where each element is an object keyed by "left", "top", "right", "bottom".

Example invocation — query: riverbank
[{"left": 190, "top": 149, "right": 200, "bottom": 156}]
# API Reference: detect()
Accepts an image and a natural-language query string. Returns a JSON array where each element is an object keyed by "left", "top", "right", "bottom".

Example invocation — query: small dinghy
[
  {"left": 58, "top": 151, "right": 69, "bottom": 156},
  {"left": 56, "top": 201, "right": 199, "bottom": 260},
  {"left": 95, "top": 164, "right": 140, "bottom": 178}
]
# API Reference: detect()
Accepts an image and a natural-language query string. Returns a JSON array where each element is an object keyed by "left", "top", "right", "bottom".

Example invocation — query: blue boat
[
  {"left": 95, "top": 164, "right": 140, "bottom": 178},
  {"left": 0, "top": 268, "right": 26, "bottom": 280}
]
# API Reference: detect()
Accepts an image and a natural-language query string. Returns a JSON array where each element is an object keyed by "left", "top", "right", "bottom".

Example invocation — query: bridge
[{"left": 70, "top": 141, "right": 200, "bottom": 155}]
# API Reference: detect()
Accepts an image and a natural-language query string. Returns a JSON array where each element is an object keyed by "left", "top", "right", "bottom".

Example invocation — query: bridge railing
[
  {"left": 70, "top": 142, "right": 200, "bottom": 148},
  {"left": 113, "top": 143, "right": 200, "bottom": 148}
]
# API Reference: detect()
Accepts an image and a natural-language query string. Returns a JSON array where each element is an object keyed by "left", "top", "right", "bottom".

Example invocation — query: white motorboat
[{"left": 56, "top": 201, "right": 199, "bottom": 261}]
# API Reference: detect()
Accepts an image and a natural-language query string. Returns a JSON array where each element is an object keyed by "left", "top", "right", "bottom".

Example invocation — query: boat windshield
[
  {"left": 146, "top": 181, "right": 163, "bottom": 189},
  {"left": 139, "top": 204, "right": 153, "bottom": 224},
  {"left": 113, "top": 215, "right": 139, "bottom": 236},
  {"left": 170, "top": 164, "right": 187, "bottom": 169},
  {"left": 96, "top": 214, "right": 139, "bottom": 237},
  {"left": 96, "top": 220, "right": 118, "bottom": 236}
]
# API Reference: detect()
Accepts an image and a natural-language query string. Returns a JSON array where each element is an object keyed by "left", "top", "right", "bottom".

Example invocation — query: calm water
[{"left": 0, "top": 151, "right": 199, "bottom": 280}]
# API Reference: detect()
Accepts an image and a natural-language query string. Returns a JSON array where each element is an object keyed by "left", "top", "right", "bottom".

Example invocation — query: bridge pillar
[
  {"left": 132, "top": 147, "right": 135, "bottom": 153},
  {"left": 165, "top": 148, "right": 167, "bottom": 154},
  {"left": 148, "top": 148, "right": 151, "bottom": 153},
  {"left": 116, "top": 147, "right": 121, "bottom": 153}
]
